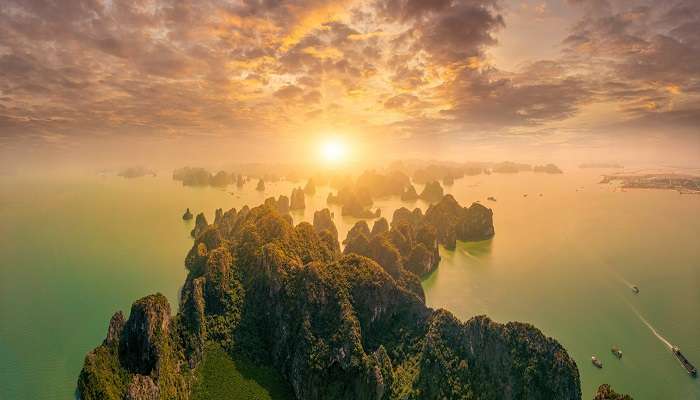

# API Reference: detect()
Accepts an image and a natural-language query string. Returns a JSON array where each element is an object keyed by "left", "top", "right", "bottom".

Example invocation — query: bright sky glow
[{"left": 320, "top": 137, "right": 347, "bottom": 164}]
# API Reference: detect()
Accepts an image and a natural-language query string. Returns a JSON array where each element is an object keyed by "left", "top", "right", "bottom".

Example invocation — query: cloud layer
[{"left": 0, "top": 0, "right": 698, "bottom": 158}]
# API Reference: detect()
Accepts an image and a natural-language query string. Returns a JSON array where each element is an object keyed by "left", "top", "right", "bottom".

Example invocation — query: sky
[{"left": 0, "top": 0, "right": 699, "bottom": 169}]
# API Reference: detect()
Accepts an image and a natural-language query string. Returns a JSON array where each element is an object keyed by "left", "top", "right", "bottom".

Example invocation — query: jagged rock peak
[
  {"left": 104, "top": 311, "right": 125, "bottom": 347},
  {"left": 190, "top": 212, "right": 208, "bottom": 238},
  {"left": 371, "top": 217, "right": 389, "bottom": 236},
  {"left": 290, "top": 187, "right": 305, "bottom": 210},
  {"left": 419, "top": 181, "right": 444, "bottom": 203},
  {"left": 119, "top": 293, "right": 171, "bottom": 375},
  {"left": 304, "top": 178, "right": 316, "bottom": 195},
  {"left": 401, "top": 184, "right": 419, "bottom": 201},
  {"left": 313, "top": 208, "right": 337, "bottom": 239}
]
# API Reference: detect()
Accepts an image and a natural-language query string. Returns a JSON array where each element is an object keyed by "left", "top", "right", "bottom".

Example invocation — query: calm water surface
[{"left": 0, "top": 171, "right": 697, "bottom": 399}]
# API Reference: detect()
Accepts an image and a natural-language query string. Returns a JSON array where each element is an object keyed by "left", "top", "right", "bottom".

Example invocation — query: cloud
[{"left": 0, "top": 0, "right": 697, "bottom": 157}]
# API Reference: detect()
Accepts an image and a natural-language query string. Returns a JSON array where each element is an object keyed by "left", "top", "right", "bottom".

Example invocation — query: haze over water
[{"left": 0, "top": 169, "right": 698, "bottom": 399}]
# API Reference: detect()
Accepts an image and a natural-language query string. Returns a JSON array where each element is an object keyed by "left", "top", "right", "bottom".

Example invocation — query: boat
[
  {"left": 591, "top": 356, "right": 603, "bottom": 368},
  {"left": 611, "top": 347, "right": 623, "bottom": 358},
  {"left": 632, "top": 285, "right": 639, "bottom": 294},
  {"left": 672, "top": 347, "right": 697, "bottom": 377}
]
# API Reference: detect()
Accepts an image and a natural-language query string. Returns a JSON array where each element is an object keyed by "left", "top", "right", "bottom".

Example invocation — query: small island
[
  {"left": 173, "top": 167, "right": 245, "bottom": 188},
  {"left": 182, "top": 208, "right": 193, "bottom": 220},
  {"left": 534, "top": 164, "right": 563, "bottom": 174},
  {"left": 118, "top": 167, "right": 156, "bottom": 179},
  {"left": 580, "top": 163, "right": 623, "bottom": 169}
]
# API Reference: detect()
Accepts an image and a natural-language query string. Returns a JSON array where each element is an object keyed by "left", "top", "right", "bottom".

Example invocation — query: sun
[{"left": 320, "top": 137, "right": 347, "bottom": 164}]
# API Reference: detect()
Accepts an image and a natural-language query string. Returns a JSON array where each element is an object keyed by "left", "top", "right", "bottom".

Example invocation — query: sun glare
[{"left": 320, "top": 138, "right": 347, "bottom": 164}]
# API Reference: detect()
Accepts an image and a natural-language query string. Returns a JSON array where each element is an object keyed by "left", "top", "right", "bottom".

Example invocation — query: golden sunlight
[{"left": 319, "top": 137, "right": 348, "bottom": 164}]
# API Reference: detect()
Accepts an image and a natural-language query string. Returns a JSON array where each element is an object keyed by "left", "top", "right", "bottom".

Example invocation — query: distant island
[
  {"left": 170, "top": 162, "right": 566, "bottom": 193},
  {"left": 118, "top": 167, "right": 156, "bottom": 179},
  {"left": 76, "top": 195, "right": 634, "bottom": 400},
  {"left": 490, "top": 161, "right": 532, "bottom": 174},
  {"left": 172, "top": 167, "right": 245, "bottom": 187},
  {"left": 580, "top": 163, "right": 624, "bottom": 169},
  {"left": 534, "top": 164, "right": 564, "bottom": 174},
  {"left": 601, "top": 173, "right": 700, "bottom": 194}
]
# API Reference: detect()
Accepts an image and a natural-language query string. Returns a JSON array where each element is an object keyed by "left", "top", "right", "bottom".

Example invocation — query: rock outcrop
[
  {"left": 265, "top": 196, "right": 290, "bottom": 215},
  {"left": 593, "top": 384, "right": 633, "bottom": 400},
  {"left": 304, "top": 178, "right": 316, "bottom": 195},
  {"left": 125, "top": 375, "right": 159, "bottom": 400},
  {"left": 345, "top": 208, "right": 440, "bottom": 279},
  {"left": 371, "top": 217, "right": 389, "bottom": 236},
  {"left": 256, "top": 179, "right": 265, "bottom": 191},
  {"left": 104, "top": 311, "right": 125, "bottom": 347},
  {"left": 413, "top": 164, "right": 466, "bottom": 184},
  {"left": 190, "top": 212, "right": 208, "bottom": 238},
  {"left": 78, "top": 293, "right": 189, "bottom": 400},
  {"left": 182, "top": 208, "right": 193, "bottom": 221},
  {"left": 79, "top": 200, "right": 579, "bottom": 400},
  {"left": 214, "top": 208, "right": 223, "bottom": 225},
  {"left": 534, "top": 163, "right": 563, "bottom": 174},
  {"left": 119, "top": 294, "right": 171, "bottom": 375},
  {"left": 419, "top": 181, "right": 444, "bottom": 203},
  {"left": 173, "top": 167, "right": 233, "bottom": 187},
  {"left": 424, "top": 195, "right": 494, "bottom": 250},
  {"left": 118, "top": 167, "right": 156, "bottom": 179},
  {"left": 401, "top": 184, "right": 419, "bottom": 201},
  {"left": 290, "top": 187, "right": 305, "bottom": 210}
]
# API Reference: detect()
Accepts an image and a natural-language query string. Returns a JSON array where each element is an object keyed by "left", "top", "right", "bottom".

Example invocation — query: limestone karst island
[{"left": 1, "top": 1, "right": 699, "bottom": 399}]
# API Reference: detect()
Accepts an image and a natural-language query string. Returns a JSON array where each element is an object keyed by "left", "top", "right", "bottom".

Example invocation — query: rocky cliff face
[
  {"left": 78, "top": 293, "right": 190, "bottom": 400},
  {"left": 290, "top": 187, "right": 305, "bottom": 210},
  {"left": 79, "top": 200, "right": 582, "bottom": 400},
  {"left": 119, "top": 294, "right": 171, "bottom": 375}
]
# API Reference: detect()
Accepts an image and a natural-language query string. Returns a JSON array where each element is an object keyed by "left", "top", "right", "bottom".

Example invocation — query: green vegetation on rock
[
  {"left": 77, "top": 195, "right": 629, "bottom": 400},
  {"left": 192, "top": 344, "right": 293, "bottom": 400}
]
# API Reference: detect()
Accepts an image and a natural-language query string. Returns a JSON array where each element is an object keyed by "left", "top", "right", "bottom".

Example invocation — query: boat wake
[
  {"left": 622, "top": 298, "right": 673, "bottom": 350},
  {"left": 609, "top": 270, "right": 636, "bottom": 290}
]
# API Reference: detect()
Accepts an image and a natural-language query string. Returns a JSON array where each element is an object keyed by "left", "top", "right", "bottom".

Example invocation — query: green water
[{"left": 0, "top": 172, "right": 698, "bottom": 399}]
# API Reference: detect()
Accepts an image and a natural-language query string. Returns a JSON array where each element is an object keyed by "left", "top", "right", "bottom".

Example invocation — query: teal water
[{"left": 0, "top": 172, "right": 698, "bottom": 399}]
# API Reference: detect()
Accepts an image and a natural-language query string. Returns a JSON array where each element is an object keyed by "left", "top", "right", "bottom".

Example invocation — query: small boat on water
[
  {"left": 672, "top": 346, "right": 697, "bottom": 377},
  {"left": 611, "top": 347, "right": 623, "bottom": 358},
  {"left": 632, "top": 285, "right": 639, "bottom": 294},
  {"left": 592, "top": 356, "right": 603, "bottom": 368}
]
